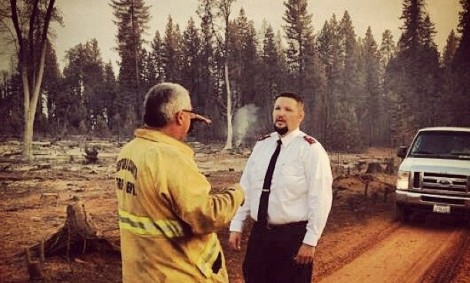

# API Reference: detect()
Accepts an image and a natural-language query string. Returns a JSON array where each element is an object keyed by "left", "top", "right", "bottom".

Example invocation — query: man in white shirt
[{"left": 229, "top": 92, "right": 333, "bottom": 283}]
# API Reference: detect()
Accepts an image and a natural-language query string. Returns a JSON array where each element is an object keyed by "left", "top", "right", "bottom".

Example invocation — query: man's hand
[
  {"left": 229, "top": 231, "right": 242, "bottom": 251},
  {"left": 293, "top": 244, "right": 316, "bottom": 265}
]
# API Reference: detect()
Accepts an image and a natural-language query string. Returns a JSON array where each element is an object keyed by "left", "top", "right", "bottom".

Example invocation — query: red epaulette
[
  {"left": 303, "top": 135, "right": 316, "bottom": 144},
  {"left": 257, "top": 134, "right": 271, "bottom": 141}
]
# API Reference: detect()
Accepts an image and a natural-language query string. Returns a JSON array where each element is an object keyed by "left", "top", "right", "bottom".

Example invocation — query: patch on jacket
[
  {"left": 303, "top": 135, "right": 316, "bottom": 144},
  {"left": 257, "top": 134, "right": 271, "bottom": 141}
]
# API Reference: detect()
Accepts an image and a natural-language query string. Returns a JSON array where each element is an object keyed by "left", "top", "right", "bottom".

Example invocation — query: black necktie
[{"left": 257, "top": 139, "right": 282, "bottom": 225}]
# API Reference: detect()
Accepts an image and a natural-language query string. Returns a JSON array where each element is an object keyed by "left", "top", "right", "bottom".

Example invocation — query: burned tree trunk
[{"left": 30, "top": 202, "right": 118, "bottom": 259}]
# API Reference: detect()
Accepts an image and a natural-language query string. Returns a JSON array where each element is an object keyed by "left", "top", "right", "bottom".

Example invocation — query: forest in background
[{"left": 0, "top": 0, "right": 469, "bottom": 154}]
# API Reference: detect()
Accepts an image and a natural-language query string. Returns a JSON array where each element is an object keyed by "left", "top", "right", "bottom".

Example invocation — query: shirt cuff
[
  {"left": 229, "top": 220, "right": 244, "bottom": 232},
  {"left": 303, "top": 231, "right": 319, "bottom": 246}
]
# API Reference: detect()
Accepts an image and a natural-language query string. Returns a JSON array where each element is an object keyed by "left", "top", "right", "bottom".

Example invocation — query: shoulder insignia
[
  {"left": 303, "top": 135, "right": 316, "bottom": 145},
  {"left": 257, "top": 134, "right": 271, "bottom": 141}
]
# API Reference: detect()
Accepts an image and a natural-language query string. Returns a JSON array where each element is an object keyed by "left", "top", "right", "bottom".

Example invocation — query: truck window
[{"left": 409, "top": 131, "right": 470, "bottom": 160}]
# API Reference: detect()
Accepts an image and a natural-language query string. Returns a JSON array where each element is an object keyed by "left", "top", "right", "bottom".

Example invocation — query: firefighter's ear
[{"left": 175, "top": 111, "right": 185, "bottom": 125}]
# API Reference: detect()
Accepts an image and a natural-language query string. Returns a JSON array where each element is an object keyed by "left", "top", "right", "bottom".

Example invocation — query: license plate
[{"left": 433, "top": 204, "right": 451, "bottom": 214}]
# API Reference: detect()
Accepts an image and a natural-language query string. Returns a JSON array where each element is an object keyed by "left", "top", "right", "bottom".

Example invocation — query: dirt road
[{"left": 319, "top": 219, "right": 469, "bottom": 282}]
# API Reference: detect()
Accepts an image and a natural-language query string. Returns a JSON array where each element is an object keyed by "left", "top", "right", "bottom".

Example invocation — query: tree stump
[
  {"left": 30, "top": 202, "right": 118, "bottom": 259},
  {"left": 365, "top": 162, "right": 384, "bottom": 173},
  {"left": 84, "top": 145, "right": 99, "bottom": 164}
]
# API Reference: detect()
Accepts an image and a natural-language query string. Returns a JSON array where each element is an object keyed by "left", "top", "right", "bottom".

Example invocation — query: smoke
[{"left": 234, "top": 104, "right": 259, "bottom": 147}]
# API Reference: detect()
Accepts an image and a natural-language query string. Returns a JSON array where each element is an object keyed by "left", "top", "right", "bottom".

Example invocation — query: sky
[{"left": 0, "top": 0, "right": 463, "bottom": 73}]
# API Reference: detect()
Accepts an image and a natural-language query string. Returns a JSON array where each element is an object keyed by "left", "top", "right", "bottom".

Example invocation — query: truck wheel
[{"left": 395, "top": 204, "right": 410, "bottom": 223}]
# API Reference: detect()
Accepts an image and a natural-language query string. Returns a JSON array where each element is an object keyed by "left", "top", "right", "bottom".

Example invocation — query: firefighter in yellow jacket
[{"left": 115, "top": 82, "right": 244, "bottom": 282}]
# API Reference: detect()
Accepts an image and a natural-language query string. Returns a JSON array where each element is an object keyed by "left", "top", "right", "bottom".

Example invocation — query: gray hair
[{"left": 142, "top": 83, "right": 191, "bottom": 127}]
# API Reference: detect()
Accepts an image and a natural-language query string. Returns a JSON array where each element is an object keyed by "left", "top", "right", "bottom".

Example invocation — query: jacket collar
[{"left": 134, "top": 128, "right": 194, "bottom": 157}]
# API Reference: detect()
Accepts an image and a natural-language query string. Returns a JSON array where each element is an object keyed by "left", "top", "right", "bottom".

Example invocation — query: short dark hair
[
  {"left": 275, "top": 92, "right": 304, "bottom": 110},
  {"left": 275, "top": 92, "right": 304, "bottom": 104}
]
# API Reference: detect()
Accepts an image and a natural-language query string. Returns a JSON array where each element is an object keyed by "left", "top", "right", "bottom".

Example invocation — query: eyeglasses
[{"left": 182, "top": 109, "right": 197, "bottom": 119}]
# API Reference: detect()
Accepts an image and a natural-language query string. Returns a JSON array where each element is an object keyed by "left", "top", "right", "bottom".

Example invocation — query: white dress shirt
[{"left": 229, "top": 128, "right": 333, "bottom": 246}]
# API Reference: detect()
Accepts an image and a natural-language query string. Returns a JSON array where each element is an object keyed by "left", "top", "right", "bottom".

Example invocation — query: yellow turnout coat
[{"left": 115, "top": 128, "right": 244, "bottom": 282}]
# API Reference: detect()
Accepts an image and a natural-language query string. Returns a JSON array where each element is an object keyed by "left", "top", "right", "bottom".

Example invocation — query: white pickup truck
[{"left": 395, "top": 127, "right": 470, "bottom": 222}]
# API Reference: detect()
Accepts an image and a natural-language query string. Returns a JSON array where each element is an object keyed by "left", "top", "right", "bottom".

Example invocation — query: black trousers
[{"left": 243, "top": 221, "right": 313, "bottom": 283}]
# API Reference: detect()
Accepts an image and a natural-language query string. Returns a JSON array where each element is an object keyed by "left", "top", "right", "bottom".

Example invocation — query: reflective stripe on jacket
[{"left": 118, "top": 209, "right": 185, "bottom": 238}]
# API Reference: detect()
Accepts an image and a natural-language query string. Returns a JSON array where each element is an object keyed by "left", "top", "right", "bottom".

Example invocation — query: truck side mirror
[{"left": 397, "top": 146, "right": 408, "bottom": 159}]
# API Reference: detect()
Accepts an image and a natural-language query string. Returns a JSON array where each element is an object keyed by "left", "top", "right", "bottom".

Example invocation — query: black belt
[{"left": 254, "top": 220, "right": 308, "bottom": 230}]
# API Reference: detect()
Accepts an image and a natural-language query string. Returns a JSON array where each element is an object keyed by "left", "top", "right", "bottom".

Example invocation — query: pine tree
[
  {"left": 235, "top": 8, "right": 259, "bottom": 107},
  {"left": 379, "top": 30, "right": 396, "bottom": 78},
  {"left": 196, "top": 0, "right": 219, "bottom": 141},
  {"left": 181, "top": 17, "right": 202, "bottom": 108},
  {"left": 451, "top": 0, "right": 470, "bottom": 126},
  {"left": 454, "top": 0, "right": 470, "bottom": 70},
  {"left": 439, "top": 30, "right": 459, "bottom": 126},
  {"left": 258, "top": 24, "right": 283, "bottom": 131},
  {"left": 162, "top": 16, "right": 184, "bottom": 83},
  {"left": 0, "top": 72, "right": 23, "bottom": 135},
  {"left": 147, "top": 30, "right": 165, "bottom": 85},
  {"left": 282, "top": 0, "right": 314, "bottom": 92},
  {"left": 110, "top": 0, "right": 150, "bottom": 133},
  {"left": 386, "top": 0, "right": 441, "bottom": 145},
  {"left": 282, "top": 0, "right": 326, "bottom": 139},
  {"left": 360, "top": 27, "right": 382, "bottom": 145},
  {"left": 339, "top": 11, "right": 359, "bottom": 105},
  {"left": 317, "top": 15, "right": 341, "bottom": 145},
  {"left": 419, "top": 15, "right": 441, "bottom": 127},
  {"left": 261, "top": 24, "right": 280, "bottom": 92},
  {"left": 442, "top": 30, "right": 459, "bottom": 69},
  {"left": 39, "top": 41, "right": 62, "bottom": 136},
  {"left": 60, "top": 40, "right": 106, "bottom": 135},
  {"left": 379, "top": 29, "right": 396, "bottom": 145}
]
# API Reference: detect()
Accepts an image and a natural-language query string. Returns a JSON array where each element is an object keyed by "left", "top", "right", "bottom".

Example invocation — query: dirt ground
[{"left": 1, "top": 139, "right": 470, "bottom": 282}]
